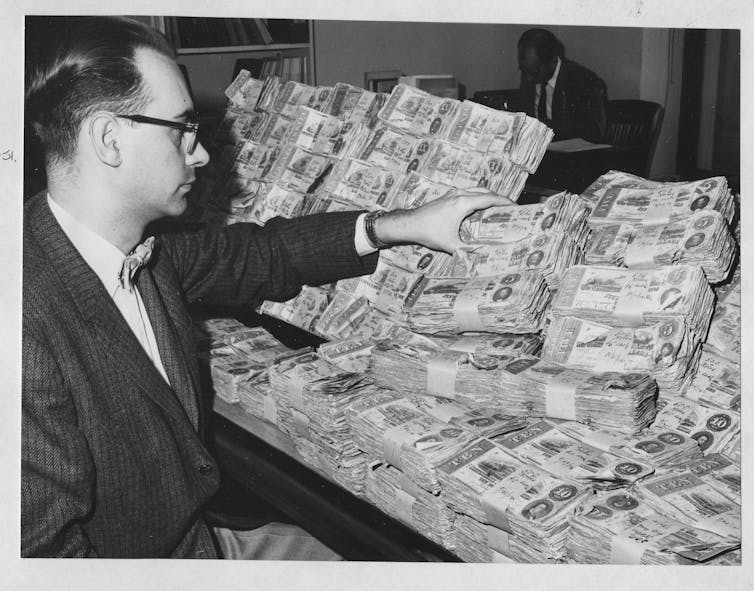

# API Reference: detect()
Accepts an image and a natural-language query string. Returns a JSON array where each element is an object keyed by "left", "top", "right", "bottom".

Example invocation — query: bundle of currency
[
  {"left": 404, "top": 272, "right": 550, "bottom": 335},
  {"left": 227, "top": 183, "right": 306, "bottom": 225},
  {"left": 403, "top": 394, "right": 529, "bottom": 439},
  {"left": 282, "top": 106, "right": 356, "bottom": 158},
  {"left": 299, "top": 192, "right": 358, "bottom": 216},
  {"left": 319, "top": 158, "right": 403, "bottom": 209},
  {"left": 229, "top": 140, "right": 284, "bottom": 182},
  {"left": 551, "top": 419, "right": 702, "bottom": 470},
  {"left": 431, "top": 332, "right": 542, "bottom": 357},
  {"left": 541, "top": 315, "right": 702, "bottom": 393},
  {"left": 568, "top": 489, "right": 740, "bottom": 564},
  {"left": 376, "top": 84, "right": 457, "bottom": 136},
  {"left": 510, "top": 115, "right": 555, "bottom": 174},
  {"left": 258, "top": 285, "right": 332, "bottom": 335},
  {"left": 706, "top": 272, "right": 740, "bottom": 361},
  {"left": 490, "top": 357, "right": 658, "bottom": 433},
  {"left": 196, "top": 317, "right": 273, "bottom": 346},
  {"left": 265, "top": 143, "right": 334, "bottom": 193},
  {"left": 344, "top": 389, "right": 478, "bottom": 493},
  {"left": 235, "top": 379, "right": 282, "bottom": 427},
  {"left": 347, "top": 122, "right": 437, "bottom": 173},
  {"left": 377, "top": 243, "right": 453, "bottom": 276},
  {"left": 213, "top": 109, "right": 269, "bottom": 146},
  {"left": 266, "top": 80, "right": 334, "bottom": 119},
  {"left": 224, "top": 69, "right": 265, "bottom": 112},
  {"left": 493, "top": 420, "right": 655, "bottom": 488},
  {"left": 461, "top": 191, "right": 591, "bottom": 244},
  {"left": 448, "top": 231, "right": 585, "bottom": 290},
  {"left": 551, "top": 265, "right": 715, "bottom": 339},
  {"left": 337, "top": 257, "right": 424, "bottom": 320},
  {"left": 436, "top": 438, "right": 589, "bottom": 560},
  {"left": 651, "top": 396, "right": 740, "bottom": 456},
  {"left": 445, "top": 100, "right": 526, "bottom": 158},
  {"left": 419, "top": 140, "right": 528, "bottom": 197},
  {"left": 316, "top": 337, "right": 376, "bottom": 373},
  {"left": 364, "top": 462, "right": 457, "bottom": 550},
  {"left": 313, "top": 291, "right": 374, "bottom": 340},
  {"left": 583, "top": 210, "right": 736, "bottom": 283},
  {"left": 684, "top": 345, "right": 740, "bottom": 411},
  {"left": 321, "top": 82, "right": 383, "bottom": 124},
  {"left": 635, "top": 471, "right": 741, "bottom": 540},
  {"left": 268, "top": 351, "right": 371, "bottom": 491},
  {"left": 584, "top": 172, "right": 736, "bottom": 226},
  {"left": 244, "top": 113, "right": 294, "bottom": 146},
  {"left": 675, "top": 453, "right": 740, "bottom": 506},
  {"left": 368, "top": 340, "right": 503, "bottom": 404},
  {"left": 453, "top": 514, "right": 551, "bottom": 563},
  {"left": 383, "top": 171, "right": 455, "bottom": 209}
]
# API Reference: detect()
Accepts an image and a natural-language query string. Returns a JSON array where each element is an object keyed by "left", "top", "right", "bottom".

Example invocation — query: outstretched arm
[{"left": 370, "top": 188, "right": 515, "bottom": 253}]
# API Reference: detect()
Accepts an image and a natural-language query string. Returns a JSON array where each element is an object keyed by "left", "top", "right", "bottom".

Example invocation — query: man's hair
[
  {"left": 517, "top": 28, "right": 565, "bottom": 62},
  {"left": 25, "top": 16, "right": 176, "bottom": 167}
]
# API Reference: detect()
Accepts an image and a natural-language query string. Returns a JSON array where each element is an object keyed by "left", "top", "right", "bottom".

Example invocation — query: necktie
[
  {"left": 537, "top": 82, "right": 548, "bottom": 122},
  {"left": 118, "top": 236, "right": 155, "bottom": 292}
]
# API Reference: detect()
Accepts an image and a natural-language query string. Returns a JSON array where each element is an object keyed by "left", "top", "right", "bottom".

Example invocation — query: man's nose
[{"left": 187, "top": 140, "right": 210, "bottom": 168}]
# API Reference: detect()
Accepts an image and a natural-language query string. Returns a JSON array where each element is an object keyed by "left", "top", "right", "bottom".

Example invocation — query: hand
[{"left": 375, "top": 188, "right": 515, "bottom": 253}]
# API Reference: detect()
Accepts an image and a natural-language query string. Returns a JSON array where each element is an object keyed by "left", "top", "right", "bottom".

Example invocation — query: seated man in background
[
  {"left": 22, "top": 16, "right": 513, "bottom": 559},
  {"left": 517, "top": 27, "right": 608, "bottom": 143}
]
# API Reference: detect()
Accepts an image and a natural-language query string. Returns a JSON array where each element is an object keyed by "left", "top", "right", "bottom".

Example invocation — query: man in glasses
[
  {"left": 23, "top": 16, "right": 512, "bottom": 558},
  {"left": 516, "top": 28, "right": 608, "bottom": 143}
]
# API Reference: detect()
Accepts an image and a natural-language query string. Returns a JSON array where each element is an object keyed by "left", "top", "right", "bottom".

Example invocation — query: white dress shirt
[
  {"left": 48, "top": 195, "right": 171, "bottom": 384},
  {"left": 535, "top": 56, "right": 562, "bottom": 121},
  {"left": 48, "top": 196, "right": 378, "bottom": 384}
]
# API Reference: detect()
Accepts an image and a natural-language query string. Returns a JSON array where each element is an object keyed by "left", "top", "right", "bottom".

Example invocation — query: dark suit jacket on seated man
[
  {"left": 517, "top": 28, "right": 608, "bottom": 144},
  {"left": 22, "top": 16, "right": 513, "bottom": 558}
]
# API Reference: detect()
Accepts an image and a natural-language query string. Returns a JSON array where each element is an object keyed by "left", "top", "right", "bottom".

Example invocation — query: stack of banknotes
[{"left": 567, "top": 489, "right": 740, "bottom": 564}]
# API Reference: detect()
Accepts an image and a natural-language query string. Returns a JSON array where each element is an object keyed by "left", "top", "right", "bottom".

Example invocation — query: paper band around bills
[
  {"left": 623, "top": 242, "right": 658, "bottom": 269},
  {"left": 452, "top": 287, "right": 487, "bottom": 332},
  {"left": 287, "top": 375, "right": 307, "bottom": 412},
  {"left": 263, "top": 396, "right": 278, "bottom": 425},
  {"left": 644, "top": 202, "right": 673, "bottom": 225},
  {"left": 480, "top": 487, "right": 512, "bottom": 532},
  {"left": 292, "top": 408, "right": 312, "bottom": 440},
  {"left": 544, "top": 380, "right": 578, "bottom": 421},
  {"left": 486, "top": 524, "right": 512, "bottom": 555},
  {"left": 609, "top": 533, "right": 648, "bottom": 564},
  {"left": 382, "top": 424, "right": 422, "bottom": 472},
  {"left": 612, "top": 296, "right": 646, "bottom": 325},
  {"left": 426, "top": 351, "right": 461, "bottom": 399},
  {"left": 395, "top": 489, "right": 416, "bottom": 524}
]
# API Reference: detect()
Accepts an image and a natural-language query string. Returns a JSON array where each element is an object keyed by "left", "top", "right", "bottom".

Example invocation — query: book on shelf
[{"left": 159, "top": 17, "right": 304, "bottom": 49}]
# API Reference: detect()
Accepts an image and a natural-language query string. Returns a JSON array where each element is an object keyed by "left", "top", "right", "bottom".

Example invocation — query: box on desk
[{"left": 399, "top": 74, "right": 458, "bottom": 99}]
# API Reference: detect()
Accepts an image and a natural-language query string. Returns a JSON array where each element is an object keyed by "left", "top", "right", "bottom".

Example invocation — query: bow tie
[{"left": 118, "top": 236, "right": 155, "bottom": 291}]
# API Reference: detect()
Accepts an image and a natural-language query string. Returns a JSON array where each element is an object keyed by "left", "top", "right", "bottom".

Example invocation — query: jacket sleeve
[
  {"left": 22, "top": 331, "right": 99, "bottom": 557},
  {"left": 160, "top": 211, "right": 379, "bottom": 308}
]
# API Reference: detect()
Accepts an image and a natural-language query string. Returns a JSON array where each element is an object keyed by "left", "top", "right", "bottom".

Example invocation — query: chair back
[{"left": 605, "top": 99, "right": 664, "bottom": 176}]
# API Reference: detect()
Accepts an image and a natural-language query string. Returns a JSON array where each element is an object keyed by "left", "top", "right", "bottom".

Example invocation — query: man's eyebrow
[{"left": 173, "top": 108, "right": 197, "bottom": 121}]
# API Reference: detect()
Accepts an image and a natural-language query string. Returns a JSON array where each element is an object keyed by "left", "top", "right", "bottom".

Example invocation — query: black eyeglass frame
[{"left": 117, "top": 114, "right": 200, "bottom": 155}]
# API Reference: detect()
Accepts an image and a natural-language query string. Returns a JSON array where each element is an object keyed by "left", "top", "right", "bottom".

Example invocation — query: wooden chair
[{"left": 604, "top": 99, "right": 665, "bottom": 177}]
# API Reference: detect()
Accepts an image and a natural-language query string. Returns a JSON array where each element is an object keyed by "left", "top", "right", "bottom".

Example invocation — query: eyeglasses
[{"left": 117, "top": 114, "right": 200, "bottom": 155}]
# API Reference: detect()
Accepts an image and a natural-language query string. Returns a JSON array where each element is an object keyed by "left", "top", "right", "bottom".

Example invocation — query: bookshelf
[{"left": 142, "top": 16, "right": 315, "bottom": 115}]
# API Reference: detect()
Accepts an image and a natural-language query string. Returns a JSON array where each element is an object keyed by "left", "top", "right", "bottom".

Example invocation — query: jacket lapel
[
  {"left": 136, "top": 265, "right": 201, "bottom": 429},
  {"left": 28, "top": 196, "right": 196, "bottom": 428}
]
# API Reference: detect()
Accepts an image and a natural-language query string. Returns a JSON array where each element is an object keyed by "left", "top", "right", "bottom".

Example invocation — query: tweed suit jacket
[
  {"left": 519, "top": 58, "right": 608, "bottom": 143},
  {"left": 22, "top": 193, "right": 378, "bottom": 558}
]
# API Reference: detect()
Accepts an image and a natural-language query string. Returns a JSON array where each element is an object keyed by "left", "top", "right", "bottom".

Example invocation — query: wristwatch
[{"left": 364, "top": 210, "right": 390, "bottom": 249}]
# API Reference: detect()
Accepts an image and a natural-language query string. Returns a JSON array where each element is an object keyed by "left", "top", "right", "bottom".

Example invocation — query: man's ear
[{"left": 88, "top": 113, "right": 122, "bottom": 167}]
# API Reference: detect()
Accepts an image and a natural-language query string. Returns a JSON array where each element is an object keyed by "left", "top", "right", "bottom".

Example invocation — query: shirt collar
[
  {"left": 47, "top": 194, "right": 129, "bottom": 296},
  {"left": 547, "top": 57, "right": 562, "bottom": 89}
]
